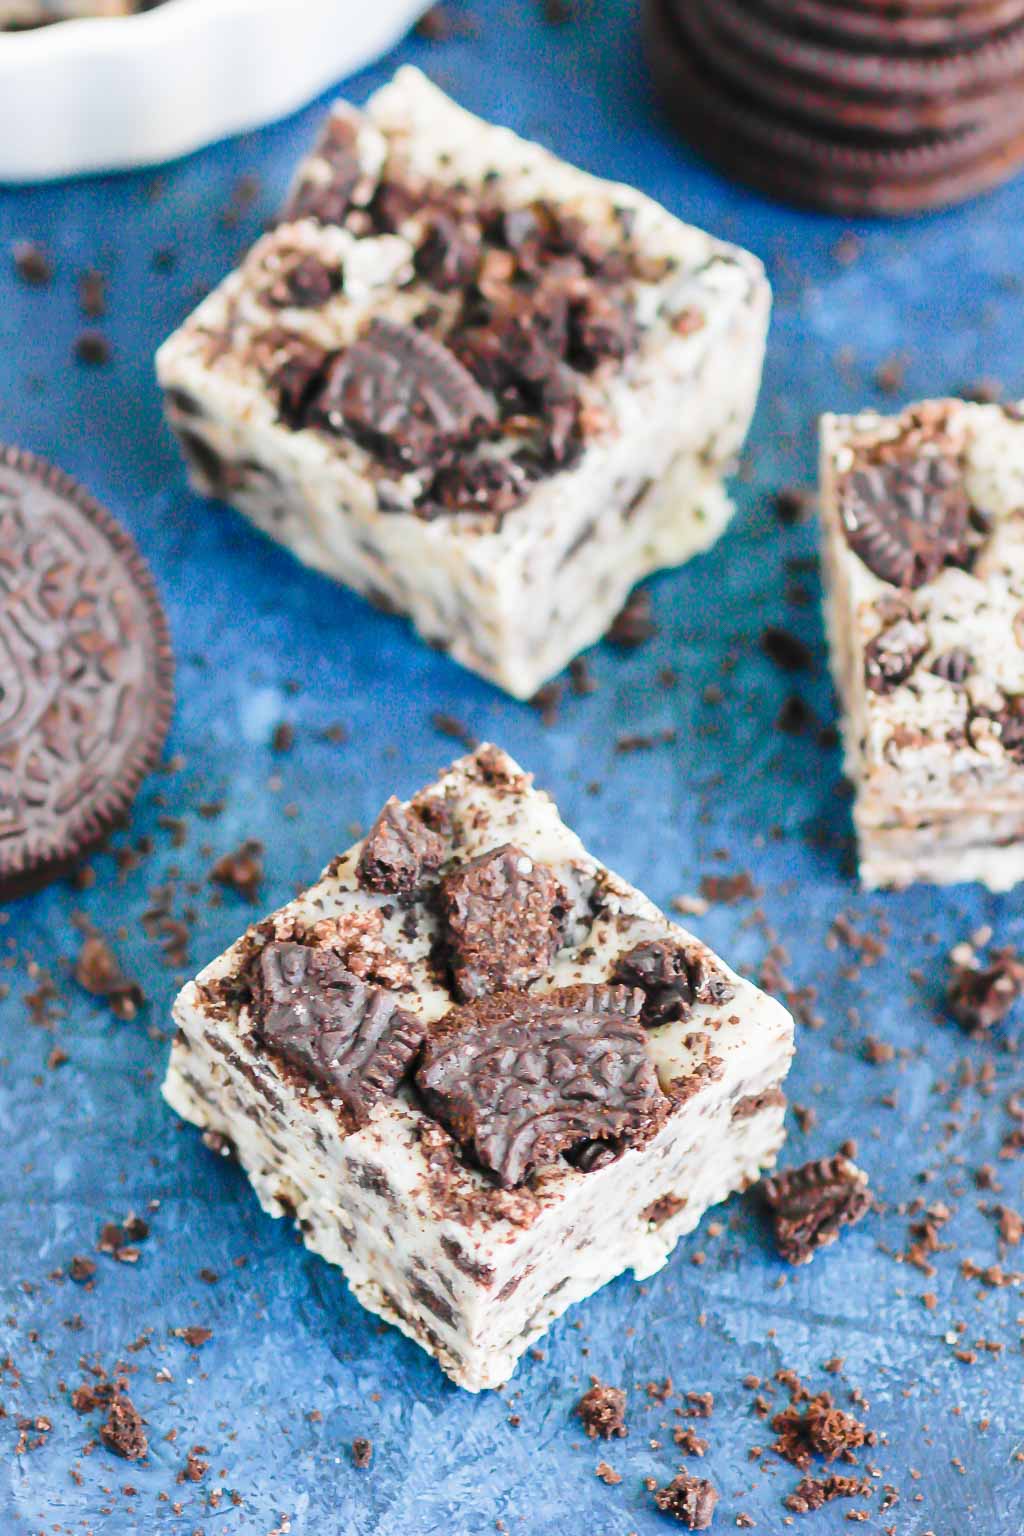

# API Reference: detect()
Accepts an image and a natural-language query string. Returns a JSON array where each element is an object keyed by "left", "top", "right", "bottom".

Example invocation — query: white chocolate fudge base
[
  {"left": 820, "top": 401, "right": 1024, "bottom": 891},
  {"left": 163, "top": 747, "right": 794, "bottom": 1390},
  {"left": 156, "top": 67, "right": 770, "bottom": 699}
]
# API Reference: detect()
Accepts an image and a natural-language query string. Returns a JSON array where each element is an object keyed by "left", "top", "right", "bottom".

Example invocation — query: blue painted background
[{"left": 1, "top": 2, "right": 1022, "bottom": 1530}]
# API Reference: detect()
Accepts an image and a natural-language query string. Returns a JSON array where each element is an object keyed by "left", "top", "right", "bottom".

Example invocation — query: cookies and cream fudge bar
[
  {"left": 156, "top": 66, "right": 770, "bottom": 699},
  {"left": 820, "top": 400, "right": 1024, "bottom": 891},
  {"left": 163, "top": 745, "right": 794, "bottom": 1391}
]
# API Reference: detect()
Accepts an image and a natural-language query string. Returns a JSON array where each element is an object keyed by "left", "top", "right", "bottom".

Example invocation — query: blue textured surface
[{"left": 2, "top": 3, "right": 1023, "bottom": 1531}]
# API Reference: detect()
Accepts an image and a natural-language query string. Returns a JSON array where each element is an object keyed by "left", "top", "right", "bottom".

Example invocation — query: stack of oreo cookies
[{"left": 643, "top": 0, "right": 1024, "bottom": 214}]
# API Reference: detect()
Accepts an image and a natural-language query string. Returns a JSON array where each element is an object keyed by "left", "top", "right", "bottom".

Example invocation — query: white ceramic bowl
[{"left": 0, "top": 0, "right": 427, "bottom": 183}]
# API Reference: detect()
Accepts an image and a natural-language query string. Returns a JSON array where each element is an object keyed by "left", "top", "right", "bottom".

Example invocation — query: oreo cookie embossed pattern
[{"left": 0, "top": 447, "right": 172, "bottom": 896}]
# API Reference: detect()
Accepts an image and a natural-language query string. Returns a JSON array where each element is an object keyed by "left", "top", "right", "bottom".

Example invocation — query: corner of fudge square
[
  {"left": 818, "top": 399, "right": 1024, "bottom": 892},
  {"left": 163, "top": 744, "right": 794, "bottom": 1391},
  {"left": 155, "top": 65, "right": 770, "bottom": 700}
]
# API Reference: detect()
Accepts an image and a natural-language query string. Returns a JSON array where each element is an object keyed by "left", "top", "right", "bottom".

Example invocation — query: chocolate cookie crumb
[
  {"left": 74, "top": 935, "right": 144, "bottom": 1021},
  {"left": 13, "top": 241, "right": 52, "bottom": 286},
  {"left": 608, "top": 588, "right": 657, "bottom": 648},
  {"left": 947, "top": 945, "right": 1024, "bottom": 1034},
  {"left": 74, "top": 330, "right": 111, "bottom": 366},
  {"left": 784, "top": 1472, "right": 870, "bottom": 1513},
  {"left": 763, "top": 1155, "right": 871, "bottom": 1265},
  {"left": 575, "top": 1379, "right": 628, "bottom": 1439},
  {"left": 653, "top": 1472, "right": 718, "bottom": 1529},
  {"left": 761, "top": 626, "right": 814, "bottom": 673},
  {"left": 99, "top": 1390, "right": 148, "bottom": 1462},
  {"left": 210, "top": 840, "right": 265, "bottom": 902},
  {"left": 351, "top": 1436, "right": 373, "bottom": 1468}
]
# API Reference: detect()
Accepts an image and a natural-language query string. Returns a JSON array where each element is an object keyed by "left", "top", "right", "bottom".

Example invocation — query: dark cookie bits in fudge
[
  {"left": 839, "top": 422, "right": 974, "bottom": 589},
  {"left": 267, "top": 112, "right": 655, "bottom": 516},
  {"left": 357, "top": 795, "right": 447, "bottom": 896},
  {"left": 416, "top": 984, "right": 669, "bottom": 1187},
  {"left": 311, "top": 318, "right": 497, "bottom": 471},
  {"left": 440, "top": 844, "right": 568, "bottom": 1000},
  {"left": 251, "top": 942, "right": 424, "bottom": 1125},
  {"left": 611, "top": 939, "right": 734, "bottom": 1027},
  {"left": 863, "top": 609, "right": 928, "bottom": 695},
  {"left": 763, "top": 1155, "right": 871, "bottom": 1266}
]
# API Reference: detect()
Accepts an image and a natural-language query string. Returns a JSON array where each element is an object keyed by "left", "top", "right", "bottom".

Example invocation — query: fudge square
[
  {"left": 163, "top": 746, "right": 794, "bottom": 1391},
  {"left": 155, "top": 66, "right": 770, "bottom": 699},
  {"left": 820, "top": 399, "right": 1024, "bottom": 891}
]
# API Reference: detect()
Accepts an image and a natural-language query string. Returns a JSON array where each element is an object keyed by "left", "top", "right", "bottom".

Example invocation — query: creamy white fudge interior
[
  {"left": 163, "top": 746, "right": 794, "bottom": 1391},
  {"left": 820, "top": 399, "right": 1024, "bottom": 891},
  {"left": 156, "top": 66, "right": 770, "bottom": 698}
]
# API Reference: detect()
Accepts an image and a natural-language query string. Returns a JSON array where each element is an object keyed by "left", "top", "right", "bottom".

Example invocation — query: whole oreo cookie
[
  {"left": 0, "top": 447, "right": 173, "bottom": 896},
  {"left": 644, "top": 0, "right": 1024, "bottom": 215},
  {"left": 756, "top": 0, "right": 1024, "bottom": 51},
  {"left": 680, "top": 0, "right": 1024, "bottom": 139}
]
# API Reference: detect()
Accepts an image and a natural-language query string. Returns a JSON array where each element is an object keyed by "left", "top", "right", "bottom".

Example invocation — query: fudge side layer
[
  {"left": 163, "top": 745, "right": 794, "bottom": 1390},
  {"left": 820, "top": 399, "right": 1024, "bottom": 890},
  {"left": 156, "top": 67, "right": 770, "bottom": 698}
]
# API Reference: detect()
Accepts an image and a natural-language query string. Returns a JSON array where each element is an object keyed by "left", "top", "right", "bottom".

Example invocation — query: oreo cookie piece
[
  {"left": 643, "top": 0, "right": 1024, "bottom": 215},
  {"left": 0, "top": 447, "right": 173, "bottom": 896}
]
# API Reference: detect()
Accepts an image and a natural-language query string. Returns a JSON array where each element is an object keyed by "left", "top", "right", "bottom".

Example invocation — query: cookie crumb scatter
[
  {"left": 653, "top": 1471, "right": 719, "bottom": 1529},
  {"left": 12, "top": 241, "right": 52, "bottom": 286},
  {"left": 74, "top": 935, "right": 144, "bottom": 1020},
  {"left": 575, "top": 1380, "right": 628, "bottom": 1439},
  {"left": 209, "top": 840, "right": 265, "bottom": 902},
  {"left": 607, "top": 588, "right": 657, "bottom": 649},
  {"left": 74, "top": 330, "right": 111, "bottom": 365},
  {"left": 351, "top": 1436, "right": 373, "bottom": 1468},
  {"left": 99, "top": 1390, "right": 148, "bottom": 1462}
]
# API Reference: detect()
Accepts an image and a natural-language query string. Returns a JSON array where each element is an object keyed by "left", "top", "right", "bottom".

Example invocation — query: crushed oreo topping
[
  {"left": 266, "top": 128, "right": 652, "bottom": 516},
  {"left": 310, "top": 317, "right": 497, "bottom": 470},
  {"left": 930, "top": 646, "right": 974, "bottom": 683},
  {"left": 947, "top": 947, "right": 1024, "bottom": 1035},
  {"left": 611, "top": 939, "right": 734, "bottom": 1027},
  {"left": 439, "top": 844, "right": 568, "bottom": 1000},
  {"left": 575, "top": 1380, "right": 628, "bottom": 1439},
  {"left": 416, "top": 983, "right": 669, "bottom": 1187},
  {"left": 280, "top": 110, "right": 370, "bottom": 227},
  {"left": 863, "top": 616, "right": 928, "bottom": 695},
  {"left": 839, "top": 453, "right": 970, "bottom": 588},
  {"left": 653, "top": 1472, "right": 719, "bottom": 1530},
  {"left": 267, "top": 254, "right": 339, "bottom": 310},
  {"left": 763, "top": 1155, "right": 871, "bottom": 1266},
  {"left": 251, "top": 941, "right": 424, "bottom": 1125},
  {"left": 357, "top": 795, "right": 447, "bottom": 896}
]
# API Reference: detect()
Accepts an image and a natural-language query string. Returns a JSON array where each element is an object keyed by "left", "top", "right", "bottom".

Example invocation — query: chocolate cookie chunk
[
  {"left": 947, "top": 947, "right": 1024, "bottom": 1035},
  {"left": 0, "top": 447, "right": 173, "bottom": 897},
  {"left": 763, "top": 1154, "right": 871, "bottom": 1265},
  {"left": 863, "top": 615, "right": 928, "bottom": 694},
  {"left": 357, "top": 796, "right": 447, "bottom": 896},
  {"left": 251, "top": 941, "right": 425, "bottom": 1126},
  {"left": 653, "top": 1472, "right": 719, "bottom": 1530},
  {"left": 612, "top": 938, "right": 734, "bottom": 1027},
  {"left": 311, "top": 319, "right": 497, "bottom": 470},
  {"left": 839, "top": 454, "right": 970, "bottom": 588},
  {"left": 416, "top": 983, "right": 669, "bottom": 1187},
  {"left": 439, "top": 844, "right": 568, "bottom": 1000}
]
